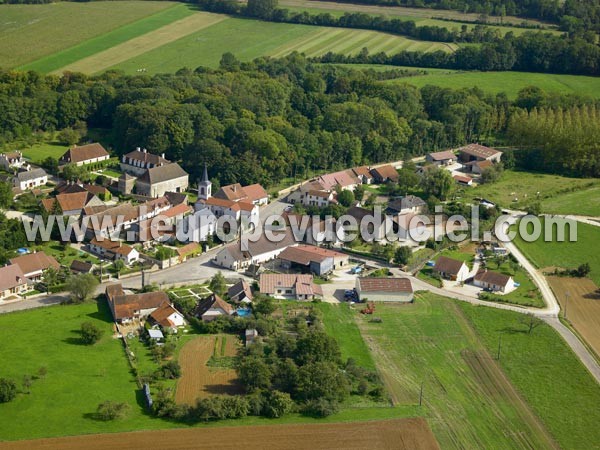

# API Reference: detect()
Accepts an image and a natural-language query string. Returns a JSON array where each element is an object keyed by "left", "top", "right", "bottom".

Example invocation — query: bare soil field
[
  {"left": 547, "top": 276, "right": 600, "bottom": 359},
  {"left": 175, "top": 334, "right": 242, "bottom": 404},
  {"left": 0, "top": 418, "right": 439, "bottom": 450}
]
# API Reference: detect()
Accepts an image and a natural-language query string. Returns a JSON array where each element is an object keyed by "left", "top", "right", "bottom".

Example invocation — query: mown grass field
[
  {"left": 109, "top": 18, "right": 457, "bottom": 74},
  {"left": 459, "top": 170, "right": 600, "bottom": 212},
  {"left": 20, "top": 142, "right": 67, "bottom": 163},
  {"left": 20, "top": 3, "right": 195, "bottom": 73},
  {"left": 316, "top": 303, "right": 376, "bottom": 370},
  {"left": 0, "top": 1, "right": 175, "bottom": 69},
  {"left": 390, "top": 70, "right": 600, "bottom": 98},
  {"left": 514, "top": 219, "right": 600, "bottom": 286},
  {"left": 356, "top": 293, "right": 558, "bottom": 449},
  {"left": 460, "top": 302, "right": 600, "bottom": 450}
]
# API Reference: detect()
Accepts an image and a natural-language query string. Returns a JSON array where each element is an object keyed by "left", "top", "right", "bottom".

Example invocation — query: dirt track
[{"left": 0, "top": 418, "right": 439, "bottom": 450}]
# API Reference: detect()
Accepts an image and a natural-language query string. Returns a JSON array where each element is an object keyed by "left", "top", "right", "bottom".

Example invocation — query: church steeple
[{"left": 198, "top": 163, "right": 212, "bottom": 200}]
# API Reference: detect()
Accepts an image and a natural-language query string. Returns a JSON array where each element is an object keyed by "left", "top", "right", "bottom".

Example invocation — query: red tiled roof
[
  {"left": 10, "top": 252, "right": 60, "bottom": 276},
  {"left": 457, "top": 144, "right": 501, "bottom": 159},
  {"left": 61, "top": 143, "right": 109, "bottom": 163},
  {"left": 433, "top": 256, "right": 467, "bottom": 275},
  {"left": 357, "top": 277, "right": 413, "bottom": 293},
  {"left": 279, "top": 244, "right": 345, "bottom": 265},
  {"left": 474, "top": 270, "right": 512, "bottom": 287},
  {"left": 0, "top": 265, "right": 27, "bottom": 292},
  {"left": 150, "top": 302, "right": 183, "bottom": 328},
  {"left": 105, "top": 284, "right": 169, "bottom": 320},
  {"left": 428, "top": 150, "right": 456, "bottom": 161},
  {"left": 259, "top": 273, "right": 322, "bottom": 297},
  {"left": 371, "top": 165, "right": 399, "bottom": 182}
]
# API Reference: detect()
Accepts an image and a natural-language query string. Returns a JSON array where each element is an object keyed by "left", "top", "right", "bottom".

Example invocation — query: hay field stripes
[
  {"left": 51, "top": 12, "right": 226, "bottom": 75},
  {"left": 268, "top": 27, "right": 457, "bottom": 59},
  {"left": 20, "top": 3, "right": 196, "bottom": 73},
  {"left": 0, "top": 1, "right": 176, "bottom": 68}
]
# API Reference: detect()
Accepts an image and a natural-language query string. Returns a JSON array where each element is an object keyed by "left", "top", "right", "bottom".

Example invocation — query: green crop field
[
  {"left": 0, "top": 1, "right": 176, "bottom": 69},
  {"left": 389, "top": 70, "right": 600, "bottom": 98},
  {"left": 459, "top": 170, "right": 600, "bottom": 212},
  {"left": 514, "top": 219, "right": 600, "bottom": 286},
  {"left": 460, "top": 302, "right": 600, "bottom": 449},
  {"left": 20, "top": 3, "right": 195, "bottom": 73},
  {"left": 356, "top": 293, "right": 558, "bottom": 449},
  {"left": 108, "top": 18, "right": 457, "bottom": 74}
]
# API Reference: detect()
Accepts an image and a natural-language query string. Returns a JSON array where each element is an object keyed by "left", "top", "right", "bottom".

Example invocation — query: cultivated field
[
  {"left": 389, "top": 71, "right": 600, "bottom": 99},
  {"left": 460, "top": 302, "right": 600, "bottom": 449},
  {"left": 175, "top": 334, "right": 242, "bottom": 404},
  {"left": 278, "top": 0, "right": 555, "bottom": 28},
  {"left": 20, "top": 3, "right": 195, "bottom": 73},
  {"left": 0, "top": 1, "right": 175, "bottom": 69},
  {"left": 356, "top": 294, "right": 557, "bottom": 449},
  {"left": 0, "top": 418, "right": 440, "bottom": 450},
  {"left": 547, "top": 276, "right": 600, "bottom": 358},
  {"left": 109, "top": 18, "right": 457, "bottom": 74}
]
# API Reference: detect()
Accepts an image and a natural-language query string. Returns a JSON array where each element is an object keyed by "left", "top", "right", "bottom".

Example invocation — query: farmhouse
[
  {"left": 0, "top": 264, "right": 28, "bottom": 299},
  {"left": 457, "top": 144, "right": 502, "bottom": 163},
  {"left": 465, "top": 159, "right": 493, "bottom": 174},
  {"left": 355, "top": 277, "right": 414, "bottom": 302},
  {"left": 259, "top": 273, "right": 323, "bottom": 300},
  {"left": 9, "top": 251, "right": 60, "bottom": 282},
  {"left": 89, "top": 238, "right": 139, "bottom": 265},
  {"left": 13, "top": 167, "right": 47, "bottom": 191},
  {"left": 228, "top": 279, "right": 253, "bottom": 304},
  {"left": 287, "top": 180, "right": 336, "bottom": 207},
  {"left": 135, "top": 163, "right": 189, "bottom": 198},
  {"left": 386, "top": 195, "right": 427, "bottom": 215},
  {"left": 278, "top": 244, "right": 348, "bottom": 275},
  {"left": 105, "top": 284, "right": 170, "bottom": 324},
  {"left": 194, "top": 294, "right": 235, "bottom": 322},
  {"left": 120, "top": 148, "right": 170, "bottom": 176},
  {"left": 370, "top": 164, "right": 399, "bottom": 183},
  {"left": 149, "top": 302, "right": 186, "bottom": 329},
  {"left": 0, "top": 151, "right": 24, "bottom": 170},
  {"left": 214, "top": 230, "right": 296, "bottom": 270},
  {"left": 352, "top": 166, "right": 374, "bottom": 184},
  {"left": 317, "top": 169, "right": 360, "bottom": 191},
  {"left": 473, "top": 270, "right": 514, "bottom": 293},
  {"left": 433, "top": 256, "right": 470, "bottom": 282},
  {"left": 59, "top": 143, "right": 109, "bottom": 166},
  {"left": 426, "top": 150, "right": 456, "bottom": 166},
  {"left": 41, "top": 191, "right": 104, "bottom": 216},
  {"left": 213, "top": 183, "right": 269, "bottom": 206}
]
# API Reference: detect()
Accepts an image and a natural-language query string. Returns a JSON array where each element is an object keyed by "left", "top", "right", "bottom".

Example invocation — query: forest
[{"left": 1, "top": 55, "right": 599, "bottom": 187}]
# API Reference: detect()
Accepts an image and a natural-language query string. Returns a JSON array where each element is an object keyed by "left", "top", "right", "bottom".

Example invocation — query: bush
[
  {"left": 0, "top": 378, "right": 17, "bottom": 403},
  {"left": 80, "top": 321, "right": 103, "bottom": 345},
  {"left": 261, "top": 390, "right": 294, "bottom": 418},
  {"left": 96, "top": 401, "right": 130, "bottom": 421},
  {"left": 155, "top": 361, "right": 181, "bottom": 380},
  {"left": 302, "top": 398, "right": 340, "bottom": 417}
]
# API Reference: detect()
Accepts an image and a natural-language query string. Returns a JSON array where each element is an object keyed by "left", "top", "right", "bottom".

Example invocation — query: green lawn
[
  {"left": 20, "top": 3, "right": 193, "bottom": 73},
  {"left": 542, "top": 186, "right": 600, "bottom": 217},
  {"left": 316, "top": 303, "right": 376, "bottom": 370},
  {"left": 460, "top": 302, "right": 600, "bottom": 449},
  {"left": 0, "top": 1, "right": 175, "bottom": 68},
  {"left": 514, "top": 219, "right": 600, "bottom": 286},
  {"left": 482, "top": 259, "right": 544, "bottom": 308},
  {"left": 20, "top": 142, "right": 67, "bottom": 163},
  {"left": 461, "top": 170, "right": 600, "bottom": 212},
  {"left": 33, "top": 242, "right": 99, "bottom": 268},
  {"left": 0, "top": 301, "right": 153, "bottom": 440},
  {"left": 389, "top": 71, "right": 600, "bottom": 99},
  {"left": 356, "top": 293, "right": 558, "bottom": 449},
  {"left": 109, "top": 18, "right": 457, "bottom": 74}
]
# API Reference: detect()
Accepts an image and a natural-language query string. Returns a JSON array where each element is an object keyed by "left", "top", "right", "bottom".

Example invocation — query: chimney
[
  {"left": 136, "top": 147, "right": 140, "bottom": 152},
  {"left": 161, "top": 153, "right": 165, "bottom": 159},
  {"left": 143, "top": 148, "right": 147, "bottom": 153}
]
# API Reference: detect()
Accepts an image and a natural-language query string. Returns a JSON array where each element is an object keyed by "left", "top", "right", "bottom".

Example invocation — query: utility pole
[
  {"left": 564, "top": 291, "right": 570, "bottom": 319},
  {"left": 419, "top": 382, "right": 424, "bottom": 406}
]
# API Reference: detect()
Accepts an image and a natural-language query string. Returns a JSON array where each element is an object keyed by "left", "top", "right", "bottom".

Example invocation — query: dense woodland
[{"left": 1, "top": 55, "right": 599, "bottom": 188}]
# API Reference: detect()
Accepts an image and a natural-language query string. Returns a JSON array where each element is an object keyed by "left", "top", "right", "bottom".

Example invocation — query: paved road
[{"left": 0, "top": 294, "right": 66, "bottom": 314}]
